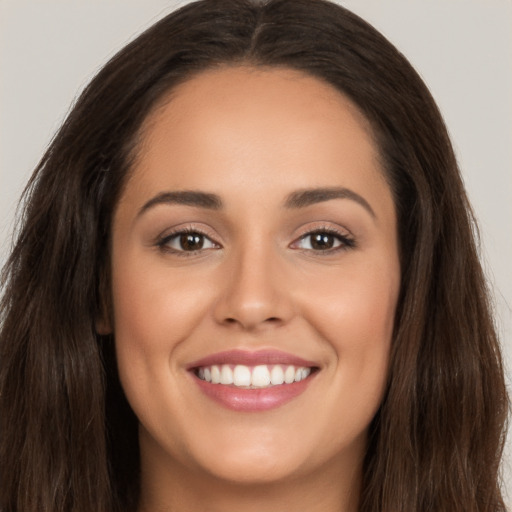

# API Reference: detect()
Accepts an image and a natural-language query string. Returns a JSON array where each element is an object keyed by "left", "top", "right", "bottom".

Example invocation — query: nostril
[{"left": 221, "top": 316, "right": 282, "bottom": 328}]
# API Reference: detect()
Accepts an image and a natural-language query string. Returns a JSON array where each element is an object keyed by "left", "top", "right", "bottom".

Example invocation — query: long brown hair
[{"left": 0, "top": 1, "right": 508, "bottom": 510}]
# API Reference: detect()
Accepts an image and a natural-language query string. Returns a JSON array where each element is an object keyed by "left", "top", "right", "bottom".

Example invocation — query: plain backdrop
[{"left": 1, "top": 0, "right": 511, "bottom": 502}]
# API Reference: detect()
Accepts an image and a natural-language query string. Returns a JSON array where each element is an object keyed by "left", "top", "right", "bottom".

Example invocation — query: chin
[{"left": 199, "top": 443, "right": 309, "bottom": 485}]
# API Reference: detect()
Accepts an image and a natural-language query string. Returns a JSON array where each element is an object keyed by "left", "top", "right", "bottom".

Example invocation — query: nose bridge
[{"left": 213, "top": 233, "right": 292, "bottom": 330}]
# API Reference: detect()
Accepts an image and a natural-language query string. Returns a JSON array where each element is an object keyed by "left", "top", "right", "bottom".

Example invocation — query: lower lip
[{"left": 192, "top": 373, "right": 316, "bottom": 412}]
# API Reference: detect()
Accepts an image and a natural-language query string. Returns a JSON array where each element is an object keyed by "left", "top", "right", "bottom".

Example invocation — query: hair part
[{"left": 1, "top": 0, "right": 508, "bottom": 511}]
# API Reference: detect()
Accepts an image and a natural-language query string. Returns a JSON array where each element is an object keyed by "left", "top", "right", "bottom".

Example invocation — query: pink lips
[
  {"left": 187, "top": 349, "right": 317, "bottom": 369},
  {"left": 188, "top": 349, "right": 318, "bottom": 412}
]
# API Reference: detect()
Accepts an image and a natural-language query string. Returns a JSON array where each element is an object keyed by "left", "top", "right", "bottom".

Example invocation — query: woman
[{"left": 0, "top": 0, "right": 508, "bottom": 511}]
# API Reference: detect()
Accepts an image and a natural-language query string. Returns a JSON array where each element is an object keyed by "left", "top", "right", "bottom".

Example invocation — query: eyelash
[
  {"left": 156, "top": 227, "right": 219, "bottom": 257},
  {"left": 292, "top": 227, "right": 356, "bottom": 254},
  {"left": 155, "top": 226, "right": 356, "bottom": 256}
]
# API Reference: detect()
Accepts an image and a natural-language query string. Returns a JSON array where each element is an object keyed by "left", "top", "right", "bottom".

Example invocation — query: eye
[
  {"left": 158, "top": 230, "right": 218, "bottom": 253},
  {"left": 293, "top": 229, "right": 355, "bottom": 252}
]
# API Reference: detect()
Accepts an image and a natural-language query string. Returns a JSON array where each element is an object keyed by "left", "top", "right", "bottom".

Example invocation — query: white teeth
[
  {"left": 270, "top": 365, "right": 285, "bottom": 385},
  {"left": 293, "top": 367, "right": 311, "bottom": 382},
  {"left": 211, "top": 365, "right": 221, "bottom": 384},
  {"left": 196, "top": 364, "right": 314, "bottom": 388},
  {"left": 251, "top": 365, "right": 271, "bottom": 387},
  {"left": 220, "top": 365, "right": 233, "bottom": 385},
  {"left": 233, "top": 365, "right": 251, "bottom": 386},
  {"left": 284, "top": 365, "right": 295, "bottom": 384}
]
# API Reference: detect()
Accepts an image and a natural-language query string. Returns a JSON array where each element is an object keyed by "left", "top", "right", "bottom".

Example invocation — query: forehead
[
  {"left": 140, "top": 65, "right": 378, "bottom": 160},
  {"left": 148, "top": 65, "right": 371, "bottom": 125},
  {"left": 121, "top": 65, "right": 390, "bottom": 216}
]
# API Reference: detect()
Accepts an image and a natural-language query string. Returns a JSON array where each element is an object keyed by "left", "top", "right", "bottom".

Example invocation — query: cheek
[
  {"left": 110, "top": 255, "right": 214, "bottom": 352},
  {"left": 299, "top": 255, "right": 399, "bottom": 403},
  {"left": 301, "top": 256, "right": 399, "bottom": 350},
  {"left": 303, "top": 265, "right": 397, "bottom": 442},
  {"left": 109, "top": 253, "right": 217, "bottom": 413}
]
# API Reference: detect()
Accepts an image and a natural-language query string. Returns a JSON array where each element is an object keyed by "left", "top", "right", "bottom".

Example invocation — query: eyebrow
[
  {"left": 138, "top": 186, "right": 375, "bottom": 218},
  {"left": 138, "top": 190, "right": 222, "bottom": 216},
  {"left": 284, "top": 187, "right": 376, "bottom": 218}
]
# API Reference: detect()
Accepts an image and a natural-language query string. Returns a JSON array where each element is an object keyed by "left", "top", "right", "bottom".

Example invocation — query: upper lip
[{"left": 186, "top": 349, "right": 318, "bottom": 370}]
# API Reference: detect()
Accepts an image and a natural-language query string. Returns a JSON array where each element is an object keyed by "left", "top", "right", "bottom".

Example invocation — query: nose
[{"left": 213, "top": 242, "right": 294, "bottom": 331}]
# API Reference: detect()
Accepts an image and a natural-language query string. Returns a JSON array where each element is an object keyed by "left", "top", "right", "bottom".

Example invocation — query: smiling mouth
[
  {"left": 188, "top": 349, "right": 319, "bottom": 411},
  {"left": 194, "top": 364, "right": 315, "bottom": 389}
]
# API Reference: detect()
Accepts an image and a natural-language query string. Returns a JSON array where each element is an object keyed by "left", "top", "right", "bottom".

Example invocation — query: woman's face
[{"left": 108, "top": 66, "right": 400, "bottom": 486}]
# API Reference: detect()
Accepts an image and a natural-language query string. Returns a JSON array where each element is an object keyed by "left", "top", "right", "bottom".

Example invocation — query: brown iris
[
  {"left": 180, "top": 233, "right": 205, "bottom": 251},
  {"left": 310, "top": 232, "right": 336, "bottom": 250}
]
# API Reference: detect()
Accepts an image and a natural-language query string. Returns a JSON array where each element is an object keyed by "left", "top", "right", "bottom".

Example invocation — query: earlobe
[
  {"left": 95, "top": 315, "right": 112, "bottom": 335},
  {"left": 95, "top": 292, "right": 114, "bottom": 335}
]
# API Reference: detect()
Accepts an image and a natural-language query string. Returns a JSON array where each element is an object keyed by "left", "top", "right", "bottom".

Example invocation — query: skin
[{"left": 106, "top": 66, "right": 401, "bottom": 512}]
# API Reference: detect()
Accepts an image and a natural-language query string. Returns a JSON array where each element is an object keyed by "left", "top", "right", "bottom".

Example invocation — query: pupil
[
  {"left": 180, "top": 233, "right": 203, "bottom": 251},
  {"left": 311, "top": 233, "right": 334, "bottom": 250}
]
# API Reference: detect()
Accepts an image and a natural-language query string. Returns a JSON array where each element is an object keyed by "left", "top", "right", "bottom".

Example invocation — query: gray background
[{"left": 1, "top": 0, "right": 510, "bottom": 501}]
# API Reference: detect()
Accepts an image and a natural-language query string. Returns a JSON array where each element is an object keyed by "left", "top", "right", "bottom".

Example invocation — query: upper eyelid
[
  {"left": 293, "top": 223, "right": 353, "bottom": 239},
  {"left": 160, "top": 230, "right": 216, "bottom": 243},
  {"left": 293, "top": 229, "right": 353, "bottom": 244},
  {"left": 156, "top": 228, "right": 220, "bottom": 256},
  {"left": 290, "top": 225, "right": 356, "bottom": 251},
  {"left": 157, "top": 224, "right": 220, "bottom": 242}
]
